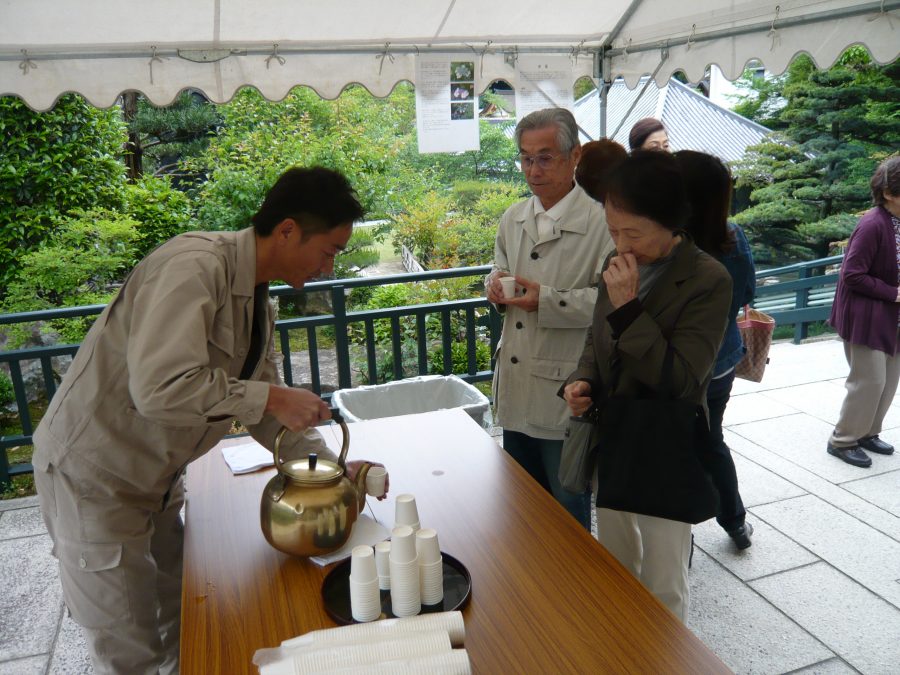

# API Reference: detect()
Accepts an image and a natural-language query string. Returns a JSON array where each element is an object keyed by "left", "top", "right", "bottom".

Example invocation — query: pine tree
[{"left": 733, "top": 50, "right": 899, "bottom": 264}]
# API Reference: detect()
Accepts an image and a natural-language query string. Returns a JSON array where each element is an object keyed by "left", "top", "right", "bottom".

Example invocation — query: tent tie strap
[
  {"left": 376, "top": 43, "right": 394, "bottom": 75},
  {"left": 266, "top": 44, "right": 285, "bottom": 69},
  {"left": 19, "top": 49, "right": 37, "bottom": 76}
]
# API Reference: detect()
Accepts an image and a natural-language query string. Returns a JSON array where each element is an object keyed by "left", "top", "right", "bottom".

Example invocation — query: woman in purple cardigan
[{"left": 827, "top": 156, "right": 900, "bottom": 467}]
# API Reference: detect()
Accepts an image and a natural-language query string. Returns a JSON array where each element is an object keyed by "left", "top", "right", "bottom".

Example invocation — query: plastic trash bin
[{"left": 331, "top": 374, "right": 491, "bottom": 428}]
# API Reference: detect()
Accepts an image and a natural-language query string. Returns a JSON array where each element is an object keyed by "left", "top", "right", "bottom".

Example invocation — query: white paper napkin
[
  {"left": 309, "top": 514, "right": 390, "bottom": 567},
  {"left": 221, "top": 441, "right": 274, "bottom": 475}
]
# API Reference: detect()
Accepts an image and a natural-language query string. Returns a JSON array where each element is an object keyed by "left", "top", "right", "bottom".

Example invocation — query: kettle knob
[{"left": 309, "top": 453, "right": 317, "bottom": 470}]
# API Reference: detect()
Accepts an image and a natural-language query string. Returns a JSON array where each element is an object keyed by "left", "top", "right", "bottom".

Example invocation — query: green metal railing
[
  {"left": 0, "top": 265, "right": 500, "bottom": 486},
  {"left": 0, "top": 255, "right": 846, "bottom": 486}
]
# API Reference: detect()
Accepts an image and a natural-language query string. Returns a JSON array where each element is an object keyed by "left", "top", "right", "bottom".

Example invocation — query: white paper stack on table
[{"left": 252, "top": 611, "right": 471, "bottom": 675}]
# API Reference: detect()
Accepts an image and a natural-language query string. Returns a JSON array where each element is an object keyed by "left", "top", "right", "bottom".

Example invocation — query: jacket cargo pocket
[
  {"left": 55, "top": 538, "right": 132, "bottom": 629},
  {"left": 526, "top": 358, "right": 576, "bottom": 430}
]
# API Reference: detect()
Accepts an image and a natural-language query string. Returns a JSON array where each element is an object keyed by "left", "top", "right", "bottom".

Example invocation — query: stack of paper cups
[
  {"left": 349, "top": 545, "right": 381, "bottom": 622},
  {"left": 389, "top": 525, "right": 421, "bottom": 617},
  {"left": 374, "top": 540, "right": 391, "bottom": 590},
  {"left": 416, "top": 528, "right": 444, "bottom": 606},
  {"left": 394, "top": 494, "right": 420, "bottom": 531}
]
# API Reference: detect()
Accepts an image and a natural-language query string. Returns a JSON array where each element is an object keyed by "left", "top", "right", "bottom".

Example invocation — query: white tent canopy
[{"left": 1, "top": 0, "right": 898, "bottom": 111}]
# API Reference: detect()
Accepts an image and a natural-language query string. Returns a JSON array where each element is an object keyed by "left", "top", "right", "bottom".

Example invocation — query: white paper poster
[
  {"left": 514, "top": 55, "right": 575, "bottom": 121},
  {"left": 415, "top": 55, "right": 480, "bottom": 154}
]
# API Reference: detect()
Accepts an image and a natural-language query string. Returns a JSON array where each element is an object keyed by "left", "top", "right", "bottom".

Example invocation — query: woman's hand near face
[
  {"left": 603, "top": 253, "right": 639, "bottom": 308},
  {"left": 563, "top": 380, "right": 593, "bottom": 416}
]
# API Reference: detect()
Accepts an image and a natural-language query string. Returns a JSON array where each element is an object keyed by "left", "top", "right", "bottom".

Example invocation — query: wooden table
[{"left": 181, "top": 408, "right": 729, "bottom": 674}]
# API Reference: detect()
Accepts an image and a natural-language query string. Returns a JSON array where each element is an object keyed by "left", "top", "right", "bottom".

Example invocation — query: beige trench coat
[
  {"left": 33, "top": 227, "right": 331, "bottom": 507},
  {"left": 490, "top": 185, "right": 614, "bottom": 440}
]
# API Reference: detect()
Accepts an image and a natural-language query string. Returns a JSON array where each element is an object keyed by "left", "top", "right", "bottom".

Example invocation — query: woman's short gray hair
[{"left": 514, "top": 108, "right": 580, "bottom": 156}]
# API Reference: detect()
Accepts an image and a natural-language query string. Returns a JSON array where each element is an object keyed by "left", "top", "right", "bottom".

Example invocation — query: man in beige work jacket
[
  {"left": 32, "top": 167, "right": 381, "bottom": 674},
  {"left": 486, "top": 108, "right": 614, "bottom": 530}
]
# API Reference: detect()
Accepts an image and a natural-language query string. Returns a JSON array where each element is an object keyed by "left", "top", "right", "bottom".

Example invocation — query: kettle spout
[{"left": 355, "top": 462, "right": 372, "bottom": 514}]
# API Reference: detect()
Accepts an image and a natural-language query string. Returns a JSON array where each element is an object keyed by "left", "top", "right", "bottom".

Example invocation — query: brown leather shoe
[{"left": 858, "top": 435, "right": 894, "bottom": 455}]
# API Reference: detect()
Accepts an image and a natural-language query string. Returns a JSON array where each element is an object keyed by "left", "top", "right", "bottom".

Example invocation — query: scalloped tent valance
[{"left": 1, "top": 0, "right": 898, "bottom": 111}]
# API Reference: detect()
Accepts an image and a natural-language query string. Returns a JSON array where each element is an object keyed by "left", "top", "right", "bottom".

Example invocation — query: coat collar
[
  {"left": 233, "top": 227, "right": 259, "bottom": 298},
  {"left": 515, "top": 184, "right": 593, "bottom": 243}
]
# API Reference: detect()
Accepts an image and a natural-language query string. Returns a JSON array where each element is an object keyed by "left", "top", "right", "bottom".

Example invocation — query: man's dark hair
[
  {"left": 604, "top": 151, "right": 689, "bottom": 231},
  {"left": 871, "top": 156, "right": 900, "bottom": 206},
  {"left": 252, "top": 167, "right": 364, "bottom": 237},
  {"left": 628, "top": 117, "right": 666, "bottom": 152},
  {"left": 674, "top": 150, "right": 735, "bottom": 256}
]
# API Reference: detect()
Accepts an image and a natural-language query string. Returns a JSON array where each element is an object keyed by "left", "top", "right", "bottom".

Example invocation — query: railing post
[
  {"left": 331, "top": 285, "right": 352, "bottom": 390},
  {"left": 794, "top": 267, "right": 810, "bottom": 344}
]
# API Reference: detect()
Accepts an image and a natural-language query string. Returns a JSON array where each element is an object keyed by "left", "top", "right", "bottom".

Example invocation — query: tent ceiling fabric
[{"left": 1, "top": 0, "right": 897, "bottom": 110}]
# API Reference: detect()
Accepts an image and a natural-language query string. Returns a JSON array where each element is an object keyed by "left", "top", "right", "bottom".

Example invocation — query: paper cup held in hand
[
  {"left": 365, "top": 466, "right": 388, "bottom": 497},
  {"left": 499, "top": 276, "right": 516, "bottom": 299}
]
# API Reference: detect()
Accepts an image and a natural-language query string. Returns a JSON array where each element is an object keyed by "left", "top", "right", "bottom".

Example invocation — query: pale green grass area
[{"left": 357, "top": 224, "right": 400, "bottom": 263}]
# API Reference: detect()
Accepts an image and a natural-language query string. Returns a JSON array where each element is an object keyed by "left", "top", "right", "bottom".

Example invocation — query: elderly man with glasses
[{"left": 485, "top": 108, "right": 614, "bottom": 530}]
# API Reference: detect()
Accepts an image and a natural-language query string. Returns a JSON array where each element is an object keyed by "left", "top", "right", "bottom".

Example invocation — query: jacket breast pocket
[
  {"left": 209, "top": 320, "right": 235, "bottom": 360},
  {"left": 526, "top": 358, "right": 576, "bottom": 430}
]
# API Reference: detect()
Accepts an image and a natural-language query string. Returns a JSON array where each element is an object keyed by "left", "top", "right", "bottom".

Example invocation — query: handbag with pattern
[{"left": 734, "top": 305, "right": 775, "bottom": 382}]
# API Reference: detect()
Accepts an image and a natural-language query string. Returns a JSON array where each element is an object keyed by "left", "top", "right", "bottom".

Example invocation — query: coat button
[
  {"left": 516, "top": 321, "right": 523, "bottom": 329},
  {"left": 530, "top": 251, "right": 539, "bottom": 260},
  {"left": 559, "top": 300, "right": 567, "bottom": 307},
  {"left": 79, "top": 557, "right": 87, "bottom": 569},
  {"left": 510, "top": 356, "right": 519, "bottom": 364}
]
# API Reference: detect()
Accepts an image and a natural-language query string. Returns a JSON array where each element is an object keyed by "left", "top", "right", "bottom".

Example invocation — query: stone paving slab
[
  {"left": 751, "top": 494, "right": 900, "bottom": 610},
  {"left": 0, "top": 655, "right": 48, "bottom": 674},
  {"left": 750, "top": 562, "right": 900, "bottom": 675},
  {"left": 0, "top": 506, "right": 46, "bottom": 539},
  {"left": 841, "top": 470, "right": 900, "bottom": 518},
  {"left": 0, "top": 534, "right": 62, "bottom": 662},
  {"left": 723, "top": 391, "right": 798, "bottom": 426},
  {"left": 726, "top": 431, "right": 900, "bottom": 545},
  {"left": 730, "top": 413, "right": 898, "bottom": 483},
  {"left": 49, "top": 613, "right": 92, "bottom": 674},
  {"left": 0, "top": 496, "right": 38, "bottom": 512},
  {"left": 763, "top": 380, "right": 900, "bottom": 430},
  {"left": 693, "top": 516, "right": 819, "bottom": 582},
  {"left": 687, "top": 549, "right": 834, "bottom": 674},
  {"left": 731, "top": 340, "right": 850, "bottom": 396},
  {"left": 790, "top": 658, "right": 860, "bottom": 674},
  {"left": 730, "top": 452, "right": 807, "bottom": 509}
]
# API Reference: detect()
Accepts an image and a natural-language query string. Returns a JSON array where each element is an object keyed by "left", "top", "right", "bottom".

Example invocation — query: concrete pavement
[{"left": 1, "top": 337, "right": 898, "bottom": 674}]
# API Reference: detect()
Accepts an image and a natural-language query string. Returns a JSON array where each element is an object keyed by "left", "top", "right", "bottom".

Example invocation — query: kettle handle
[{"left": 272, "top": 408, "right": 350, "bottom": 470}]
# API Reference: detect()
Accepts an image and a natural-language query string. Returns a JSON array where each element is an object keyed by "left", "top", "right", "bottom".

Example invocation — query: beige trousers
[
  {"left": 832, "top": 337, "right": 900, "bottom": 447},
  {"left": 596, "top": 508, "right": 692, "bottom": 622},
  {"left": 34, "top": 462, "right": 184, "bottom": 675}
]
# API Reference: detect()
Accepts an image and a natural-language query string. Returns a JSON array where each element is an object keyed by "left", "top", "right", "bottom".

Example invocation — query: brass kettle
[{"left": 260, "top": 409, "right": 371, "bottom": 557}]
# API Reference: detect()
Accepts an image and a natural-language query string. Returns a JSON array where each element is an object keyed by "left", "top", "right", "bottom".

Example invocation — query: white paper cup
[
  {"left": 390, "top": 525, "right": 416, "bottom": 563},
  {"left": 389, "top": 557, "right": 421, "bottom": 616},
  {"left": 349, "top": 577, "right": 382, "bottom": 622},
  {"left": 350, "top": 545, "right": 377, "bottom": 582},
  {"left": 374, "top": 541, "right": 391, "bottom": 589},
  {"left": 419, "top": 561, "right": 444, "bottom": 605},
  {"left": 499, "top": 276, "right": 516, "bottom": 299},
  {"left": 395, "top": 494, "right": 420, "bottom": 530},
  {"left": 365, "top": 466, "right": 388, "bottom": 497},
  {"left": 415, "top": 528, "right": 441, "bottom": 564},
  {"left": 280, "top": 610, "right": 467, "bottom": 649}
]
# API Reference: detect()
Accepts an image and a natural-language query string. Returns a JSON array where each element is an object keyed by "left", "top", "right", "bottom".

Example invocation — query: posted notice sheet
[
  {"left": 514, "top": 55, "right": 575, "bottom": 120},
  {"left": 415, "top": 54, "right": 480, "bottom": 154}
]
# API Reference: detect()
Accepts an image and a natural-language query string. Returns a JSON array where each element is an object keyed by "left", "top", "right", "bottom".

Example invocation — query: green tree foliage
[
  {"left": 126, "top": 91, "right": 222, "bottom": 181},
  {"left": 1, "top": 209, "right": 141, "bottom": 346},
  {"left": 0, "top": 95, "right": 128, "bottom": 291},
  {"left": 732, "top": 51, "right": 899, "bottom": 264}
]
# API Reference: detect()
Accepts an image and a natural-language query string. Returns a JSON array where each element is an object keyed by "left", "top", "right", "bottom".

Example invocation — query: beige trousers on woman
[
  {"left": 34, "top": 460, "right": 183, "bottom": 675},
  {"left": 832, "top": 335, "right": 900, "bottom": 447},
  {"left": 596, "top": 508, "right": 693, "bottom": 622}
]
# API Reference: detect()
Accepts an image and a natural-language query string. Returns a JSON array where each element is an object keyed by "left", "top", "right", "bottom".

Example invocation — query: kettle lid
[{"left": 279, "top": 452, "right": 343, "bottom": 484}]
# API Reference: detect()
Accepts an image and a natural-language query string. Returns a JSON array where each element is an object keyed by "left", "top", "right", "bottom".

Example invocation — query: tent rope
[
  {"left": 767, "top": 5, "right": 781, "bottom": 51},
  {"left": 148, "top": 46, "right": 164, "bottom": 84},
  {"left": 686, "top": 24, "right": 696, "bottom": 51},
  {"left": 19, "top": 50, "right": 37, "bottom": 76},
  {"left": 570, "top": 40, "right": 588, "bottom": 64},
  {"left": 376, "top": 43, "right": 394, "bottom": 75},
  {"left": 265, "top": 44, "right": 285, "bottom": 69}
]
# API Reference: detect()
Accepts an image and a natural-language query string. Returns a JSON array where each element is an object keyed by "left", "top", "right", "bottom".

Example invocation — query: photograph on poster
[
  {"left": 451, "top": 83, "right": 474, "bottom": 101},
  {"left": 450, "top": 102, "right": 474, "bottom": 120},
  {"left": 450, "top": 61, "right": 474, "bottom": 81}
]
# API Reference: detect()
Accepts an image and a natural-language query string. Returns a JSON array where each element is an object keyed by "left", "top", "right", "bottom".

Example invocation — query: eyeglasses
[{"left": 518, "top": 153, "right": 560, "bottom": 170}]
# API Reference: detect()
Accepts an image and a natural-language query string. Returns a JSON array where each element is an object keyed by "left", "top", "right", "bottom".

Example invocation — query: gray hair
[{"left": 514, "top": 108, "right": 580, "bottom": 156}]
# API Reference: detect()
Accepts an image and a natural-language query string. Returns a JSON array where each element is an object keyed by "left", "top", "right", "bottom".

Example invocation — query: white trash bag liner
[{"left": 331, "top": 375, "right": 491, "bottom": 428}]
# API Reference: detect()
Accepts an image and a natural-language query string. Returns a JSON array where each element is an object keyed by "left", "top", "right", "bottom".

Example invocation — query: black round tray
[{"left": 321, "top": 551, "right": 471, "bottom": 625}]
